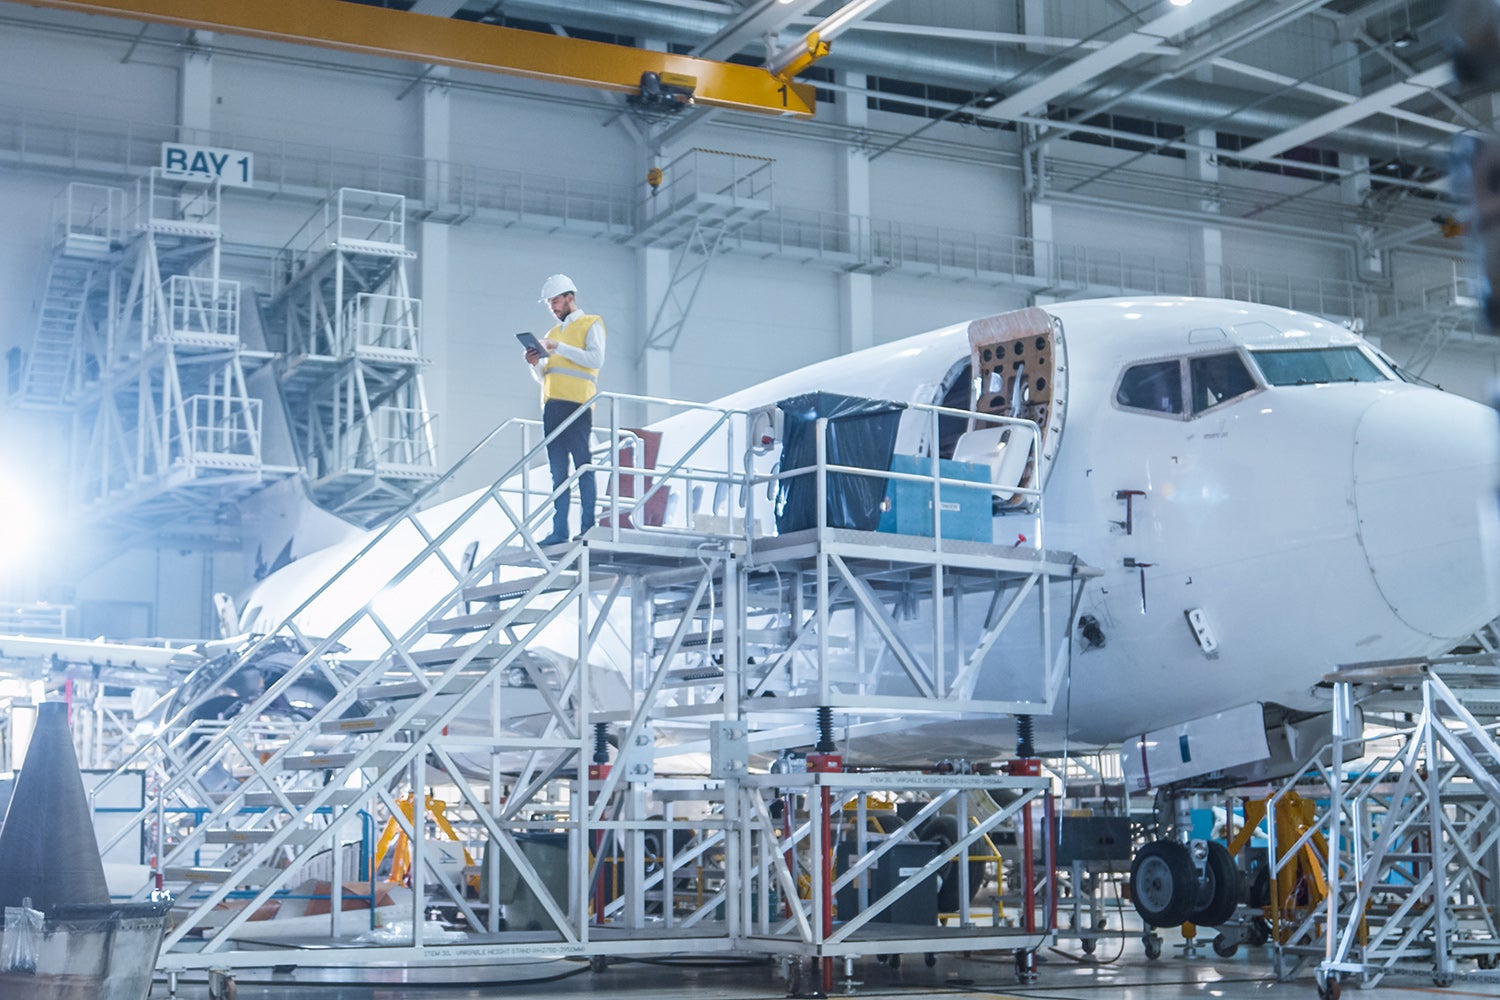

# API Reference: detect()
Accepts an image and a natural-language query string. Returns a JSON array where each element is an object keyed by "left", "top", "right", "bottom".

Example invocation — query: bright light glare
[
  {"left": 1170, "top": 0, "right": 1194, "bottom": 6},
  {"left": 0, "top": 478, "right": 52, "bottom": 578}
]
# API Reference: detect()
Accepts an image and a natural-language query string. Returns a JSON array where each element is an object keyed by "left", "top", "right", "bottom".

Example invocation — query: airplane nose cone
[{"left": 1353, "top": 389, "right": 1500, "bottom": 640}]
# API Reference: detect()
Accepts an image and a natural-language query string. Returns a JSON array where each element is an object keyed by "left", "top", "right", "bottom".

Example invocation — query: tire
[
  {"left": 1248, "top": 860, "right": 1271, "bottom": 908},
  {"left": 1130, "top": 840, "right": 1197, "bottom": 928},
  {"left": 1189, "top": 842, "right": 1242, "bottom": 928},
  {"left": 916, "top": 816, "right": 987, "bottom": 912}
]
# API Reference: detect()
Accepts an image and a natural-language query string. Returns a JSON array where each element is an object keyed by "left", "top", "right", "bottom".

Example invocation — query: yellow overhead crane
[{"left": 16, "top": 0, "right": 820, "bottom": 118}]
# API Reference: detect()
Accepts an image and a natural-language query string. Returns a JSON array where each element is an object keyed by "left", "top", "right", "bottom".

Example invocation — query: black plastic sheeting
[{"left": 775, "top": 392, "right": 906, "bottom": 534}]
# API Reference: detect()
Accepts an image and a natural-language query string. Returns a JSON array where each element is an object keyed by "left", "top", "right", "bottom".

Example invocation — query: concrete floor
[{"left": 150, "top": 926, "right": 1500, "bottom": 1000}]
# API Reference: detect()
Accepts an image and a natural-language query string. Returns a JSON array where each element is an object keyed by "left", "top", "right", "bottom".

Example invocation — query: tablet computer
[{"left": 516, "top": 331, "right": 548, "bottom": 353}]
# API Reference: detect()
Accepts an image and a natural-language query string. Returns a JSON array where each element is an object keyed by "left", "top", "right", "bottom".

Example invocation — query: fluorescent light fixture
[{"left": 1170, "top": 0, "right": 1194, "bottom": 6}]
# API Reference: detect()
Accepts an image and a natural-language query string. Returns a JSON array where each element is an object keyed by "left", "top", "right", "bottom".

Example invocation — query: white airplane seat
[{"left": 951, "top": 426, "right": 1030, "bottom": 493}]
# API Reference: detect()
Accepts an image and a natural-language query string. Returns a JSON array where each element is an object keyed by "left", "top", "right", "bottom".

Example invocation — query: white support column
[
  {"left": 1334, "top": 36, "right": 1381, "bottom": 285},
  {"left": 419, "top": 67, "right": 451, "bottom": 468},
  {"left": 638, "top": 245, "right": 672, "bottom": 421},
  {"left": 1187, "top": 125, "right": 1224, "bottom": 297},
  {"left": 178, "top": 31, "right": 213, "bottom": 140},
  {"left": 836, "top": 71, "right": 873, "bottom": 355},
  {"left": 637, "top": 36, "right": 674, "bottom": 417},
  {"left": 1019, "top": 3, "right": 1055, "bottom": 304},
  {"left": 1343, "top": 154, "right": 1380, "bottom": 281}
]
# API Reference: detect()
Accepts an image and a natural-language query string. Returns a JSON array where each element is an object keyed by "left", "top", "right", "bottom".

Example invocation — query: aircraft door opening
[{"left": 961, "top": 307, "right": 1068, "bottom": 501}]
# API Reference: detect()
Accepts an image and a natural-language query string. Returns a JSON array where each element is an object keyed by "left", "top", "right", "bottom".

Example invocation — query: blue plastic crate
[{"left": 877, "top": 454, "right": 992, "bottom": 542}]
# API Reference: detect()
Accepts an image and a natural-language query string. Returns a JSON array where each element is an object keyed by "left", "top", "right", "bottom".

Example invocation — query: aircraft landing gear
[
  {"left": 1129, "top": 839, "right": 1241, "bottom": 931},
  {"left": 1130, "top": 840, "right": 1197, "bottom": 927}
]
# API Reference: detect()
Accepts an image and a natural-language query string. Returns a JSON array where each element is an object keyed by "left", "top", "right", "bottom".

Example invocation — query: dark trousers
[{"left": 543, "top": 398, "right": 595, "bottom": 538}]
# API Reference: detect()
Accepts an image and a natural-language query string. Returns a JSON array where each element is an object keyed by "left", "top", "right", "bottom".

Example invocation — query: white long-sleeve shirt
[{"left": 529, "top": 308, "right": 605, "bottom": 385}]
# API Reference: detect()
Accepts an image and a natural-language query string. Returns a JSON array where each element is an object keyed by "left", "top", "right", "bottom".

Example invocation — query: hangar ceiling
[{"left": 347, "top": 0, "right": 1477, "bottom": 256}]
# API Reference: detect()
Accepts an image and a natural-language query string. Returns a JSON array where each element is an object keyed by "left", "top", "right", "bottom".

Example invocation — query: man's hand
[
  {"left": 539, "top": 337, "right": 559, "bottom": 352},
  {"left": 525, "top": 348, "right": 543, "bottom": 365}
]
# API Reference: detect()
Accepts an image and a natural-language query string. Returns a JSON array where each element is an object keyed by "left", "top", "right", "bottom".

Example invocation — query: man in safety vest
[{"left": 525, "top": 273, "right": 606, "bottom": 545}]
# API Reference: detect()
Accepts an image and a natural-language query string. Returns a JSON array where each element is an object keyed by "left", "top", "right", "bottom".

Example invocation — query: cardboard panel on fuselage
[{"left": 966, "top": 307, "right": 1064, "bottom": 494}]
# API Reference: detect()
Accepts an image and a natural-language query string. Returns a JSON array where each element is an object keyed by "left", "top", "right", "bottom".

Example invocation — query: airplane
[{"left": 118, "top": 295, "right": 1500, "bottom": 936}]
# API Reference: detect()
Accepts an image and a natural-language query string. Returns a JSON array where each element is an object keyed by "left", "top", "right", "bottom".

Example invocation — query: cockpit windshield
[{"left": 1249, "top": 347, "right": 1387, "bottom": 386}]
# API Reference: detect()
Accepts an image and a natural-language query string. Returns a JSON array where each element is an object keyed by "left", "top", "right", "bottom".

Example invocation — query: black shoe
[
  {"left": 537, "top": 530, "right": 568, "bottom": 546},
  {"left": 573, "top": 524, "right": 595, "bottom": 542}
]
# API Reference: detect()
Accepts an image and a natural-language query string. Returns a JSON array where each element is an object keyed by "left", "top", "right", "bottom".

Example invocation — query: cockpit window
[
  {"left": 1189, "top": 352, "right": 1257, "bottom": 413},
  {"left": 1250, "top": 347, "right": 1386, "bottom": 386},
  {"left": 1116, "top": 360, "right": 1184, "bottom": 415}
]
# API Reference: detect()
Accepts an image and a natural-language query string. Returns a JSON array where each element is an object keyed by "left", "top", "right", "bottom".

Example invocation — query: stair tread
[
  {"left": 462, "top": 572, "right": 580, "bottom": 604},
  {"left": 427, "top": 608, "right": 547, "bottom": 633},
  {"left": 409, "top": 642, "right": 512, "bottom": 666},
  {"left": 319, "top": 714, "right": 434, "bottom": 733},
  {"left": 281, "top": 748, "right": 405, "bottom": 770},
  {"left": 358, "top": 675, "right": 484, "bottom": 701},
  {"left": 242, "top": 788, "right": 363, "bottom": 808}
]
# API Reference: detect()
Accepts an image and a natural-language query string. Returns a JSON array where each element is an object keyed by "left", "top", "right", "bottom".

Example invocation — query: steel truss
[
  {"left": 81, "top": 391, "right": 1087, "bottom": 980},
  {"left": 265, "top": 187, "right": 437, "bottom": 525},
  {"left": 636, "top": 148, "right": 775, "bottom": 356},
  {"left": 1266, "top": 657, "right": 1500, "bottom": 996},
  {"left": 19, "top": 174, "right": 294, "bottom": 535}
]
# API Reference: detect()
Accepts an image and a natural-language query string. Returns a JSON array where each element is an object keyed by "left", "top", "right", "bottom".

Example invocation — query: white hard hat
[{"left": 538, "top": 273, "right": 576, "bottom": 302}]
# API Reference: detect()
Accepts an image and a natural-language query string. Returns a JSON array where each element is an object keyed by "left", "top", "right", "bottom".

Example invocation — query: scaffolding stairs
[
  {"left": 263, "top": 188, "right": 436, "bottom": 525},
  {"left": 13, "top": 256, "right": 96, "bottom": 408},
  {"left": 84, "top": 390, "right": 1087, "bottom": 975},
  {"left": 1269, "top": 658, "right": 1500, "bottom": 994}
]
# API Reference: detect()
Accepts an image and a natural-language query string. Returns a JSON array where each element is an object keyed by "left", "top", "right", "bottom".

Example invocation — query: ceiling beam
[
  {"left": 977, "top": 0, "right": 1255, "bottom": 124},
  {"left": 691, "top": 0, "right": 824, "bottom": 61},
  {"left": 1237, "top": 63, "right": 1453, "bottom": 160},
  {"left": 13, "top": 0, "right": 816, "bottom": 117}
]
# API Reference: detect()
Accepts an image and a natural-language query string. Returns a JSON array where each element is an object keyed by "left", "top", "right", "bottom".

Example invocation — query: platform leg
[{"left": 1014, "top": 948, "right": 1037, "bottom": 984}]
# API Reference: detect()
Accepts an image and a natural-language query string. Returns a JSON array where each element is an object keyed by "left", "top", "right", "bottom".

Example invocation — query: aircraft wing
[{"left": 0, "top": 633, "right": 206, "bottom": 684}]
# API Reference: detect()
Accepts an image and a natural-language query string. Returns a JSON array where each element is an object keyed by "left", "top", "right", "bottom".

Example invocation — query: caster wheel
[
  {"left": 207, "top": 971, "right": 236, "bottom": 1000},
  {"left": 590, "top": 956, "right": 608, "bottom": 973},
  {"left": 1318, "top": 973, "right": 1341, "bottom": 1000},
  {"left": 888, "top": 954, "right": 901, "bottom": 970},
  {"left": 1212, "top": 935, "right": 1238, "bottom": 958},
  {"left": 1081, "top": 936, "right": 1097, "bottom": 955},
  {"left": 1144, "top": 935, "right": 1163, "bottom": 961},
  {"left": 924, "top": 953, "right": 936, "bottom": 968},
  {"left": 1434, "top": 974, "right": 1455, "bottom": 988},
  {"left": 1247, "top": 917, "right": 1271, "bottom": 947}
]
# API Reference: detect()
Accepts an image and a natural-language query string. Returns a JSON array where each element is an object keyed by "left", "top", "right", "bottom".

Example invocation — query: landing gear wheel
[
  {"left": 1130, "top": 840, "right": 1197, "bottom": 928},
  {"left": 1212, "top": 934, "right": 1238, "bottom": 958},
  {"left": 1143, "top": 934, "right": 1163, "bottom": 961},
  {"left": 1189, "top": 842, "right": 1242, "bottom": 928}
]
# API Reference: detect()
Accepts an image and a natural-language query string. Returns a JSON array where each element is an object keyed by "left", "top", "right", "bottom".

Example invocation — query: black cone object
[{"left": 0, "top": 702, "right": 110, "bottom": 910}]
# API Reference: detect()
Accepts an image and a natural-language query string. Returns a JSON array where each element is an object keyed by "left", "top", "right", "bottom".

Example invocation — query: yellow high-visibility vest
[{"left": 541, "top": 313, "right": 604, "bottom": 405}]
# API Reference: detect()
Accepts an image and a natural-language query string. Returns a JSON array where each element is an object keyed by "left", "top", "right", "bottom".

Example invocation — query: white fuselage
[{"left": 241, "top": 298, "right": 1500, "bottom": 756}]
